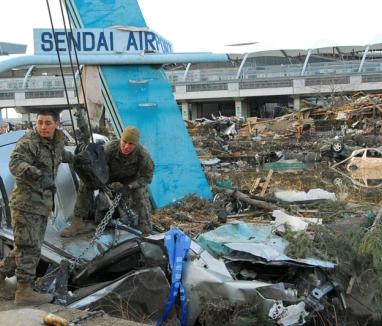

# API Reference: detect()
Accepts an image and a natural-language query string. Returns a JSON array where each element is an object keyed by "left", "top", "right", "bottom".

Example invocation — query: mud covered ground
[{"left": 0, "top": 298, "right": 147, "bottom": 326}]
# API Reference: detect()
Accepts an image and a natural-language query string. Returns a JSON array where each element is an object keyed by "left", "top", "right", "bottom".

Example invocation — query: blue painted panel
[
  {"left": 74, "top": 0, "right": 146, "bottom": 28},
  {"left": 72, "top": 0, "right": 212, "bottom": 207}
]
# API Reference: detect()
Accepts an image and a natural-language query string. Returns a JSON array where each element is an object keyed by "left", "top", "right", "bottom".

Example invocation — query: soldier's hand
[
  {"left": 27, "top": 166, "right": 42, "bottom": 180},
  {"left": 74, "top": 143, "right": 87, "bottom": 155},
  {"left": 126, "top": 181, "right": 140, "bottom": 190},
  {"left": 109, "top": 182, "right": 126, "bottom": 194},
  {"left": 41, "top": 173, "right": 56, "bottom": 192},
  {"left": 74, "top": 152, "right": 91, "bottom": 166}
]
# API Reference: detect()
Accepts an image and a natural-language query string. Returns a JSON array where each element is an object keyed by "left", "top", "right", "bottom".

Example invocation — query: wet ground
[{"left": 0, "top": 298, "right": 147, "bottom": 326}]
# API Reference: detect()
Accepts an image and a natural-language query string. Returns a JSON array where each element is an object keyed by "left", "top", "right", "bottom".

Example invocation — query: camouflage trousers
[
  {"left": 0, "top": 208, "right": 47, "bottom": 284},
  {"left": 74, "top": 182, "right": 152, "bottom": 233}
]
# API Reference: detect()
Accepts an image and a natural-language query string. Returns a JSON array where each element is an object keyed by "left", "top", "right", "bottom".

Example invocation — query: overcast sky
[{"left": 0, "top": 0, "right": 381, "bottom": 54}]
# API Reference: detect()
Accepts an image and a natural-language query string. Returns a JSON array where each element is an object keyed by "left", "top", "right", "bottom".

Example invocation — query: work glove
[
  {"left": 40, "top": 173, "right": 56, "bottom": 192},
  {"left": 109, "top": 182, "right": 128, "bottom": 194},
  {"left": 74, "top": 143, "right": 87, "bottom": 155},
  {"left": 126, "top": 181, "right": 140, "bottom": 190},
  {"left": 27, "top": 166, "right": 42, "bottom": 180},
  {"left": 74, "top": 152, "right": 91, "bottom": 166}
]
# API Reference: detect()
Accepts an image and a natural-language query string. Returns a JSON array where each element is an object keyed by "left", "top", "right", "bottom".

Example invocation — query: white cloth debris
[
  {"left": 277, "top": 302, "right": 309, "bottom": 326},
  {"left": 272, "top": 210, "right": 308, "bottom": 232},
  {"left": 269, "top": 301, "right": 309, "bottom": 325},
  {"left": 275, "top": 188, "right": 336, "bottom": 202},
  {"left": 201, "top": 158, "right": 221, "bottom": 166}
]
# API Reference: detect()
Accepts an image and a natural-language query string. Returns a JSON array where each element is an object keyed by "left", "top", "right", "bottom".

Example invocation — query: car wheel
[{"left": 331, "top": 142, "right": 344, "bottom": 153}]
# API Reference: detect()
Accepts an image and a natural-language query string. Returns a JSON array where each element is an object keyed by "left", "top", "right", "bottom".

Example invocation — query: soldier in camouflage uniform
[
  {"left": 61, "top": 126, "right": 154, "bottom": 237},
  {"left": 0, "top": 110, "right": 73, "bottom": 305}
]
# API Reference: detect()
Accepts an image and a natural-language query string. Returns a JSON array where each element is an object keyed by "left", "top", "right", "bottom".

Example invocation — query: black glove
[
  {"left": 40, "top": 173, "right": 56, "bottom": 192},
  {"left": 27, "top": 166, "right": 42, "bottom": 180},
  {"left": 127, "top": 181, "right": 140, "bottom": 190},
  {"left": 74, "top": 152, "right": 91, "bottom": 165},
  {"left": 109, "top": 182, "right": 127, "bottom": 194},
  {"left": 74, "top": 143, "right": 87, "bottom": 155}
]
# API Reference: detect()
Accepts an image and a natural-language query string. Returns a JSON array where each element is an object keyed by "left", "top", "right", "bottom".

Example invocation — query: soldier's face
[
  {"left": 120, "top": 140, "right": 136, "bottom": 156},
  {"left": 36, "top": 114, "right": 59, "bottom": 139}
]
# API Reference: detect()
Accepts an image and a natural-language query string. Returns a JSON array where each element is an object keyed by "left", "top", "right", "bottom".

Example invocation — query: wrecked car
[
  {"left": 346, "top": 147, "right": 382, "bottom": 188},
  {"left": 347, "top": 147, "right": 382, "bottom": 171},
  {"left": 323, "top": 146, "right": 382, "bottom": 189},
  {"left": 320, "top": 140, "right": 356, "bottom": 162}
]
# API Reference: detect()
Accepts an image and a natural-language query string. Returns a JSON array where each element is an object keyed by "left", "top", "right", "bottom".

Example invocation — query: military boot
[
  {"left": 60, "top": 219, "right": 95, "bottom": 238},
  {"left": 0, "top": 272, "right": 16, "bottom": 300},
  {"left": 14, "top": 282, "right": 53, "bottom": 305}
]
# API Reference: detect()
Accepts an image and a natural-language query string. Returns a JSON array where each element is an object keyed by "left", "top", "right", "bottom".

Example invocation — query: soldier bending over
[{"left": 61, "top": 126, "right": 154, "bottom": 237}]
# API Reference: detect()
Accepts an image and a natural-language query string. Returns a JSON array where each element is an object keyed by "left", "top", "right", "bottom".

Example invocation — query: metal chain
[
  {"left": 69, "top": 192, "right": 122, "bottom": 272},
  {"left": 36, "top": 266, "right": 61, "bottom": 286},
  {"left": 120, "top": 200, "right": 138, "bottom": 227},
  {"left": 69, "top": 310, "right": 105, "bottom": 325},
  {"left": 111, "top": 216, "right": 120, "bottom": 248}
]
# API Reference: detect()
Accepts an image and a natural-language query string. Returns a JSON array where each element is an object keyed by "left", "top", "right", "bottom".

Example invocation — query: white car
[{"left": 346, "top": 147, "right": 382, "bottom": 187}]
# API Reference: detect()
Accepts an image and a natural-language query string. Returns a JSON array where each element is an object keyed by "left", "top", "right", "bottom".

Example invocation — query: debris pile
[
  {"left": 2, "top": 92, "right": 382, "bottom": 325},
  {"left": 152, "top": 195, "right": 220, "bottom": 237}
]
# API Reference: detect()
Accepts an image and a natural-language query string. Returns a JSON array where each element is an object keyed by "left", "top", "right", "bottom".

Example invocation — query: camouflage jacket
[
  {"left": 104, "top": 140, "right": 154, "bottom": 189},
  {"left": 9, "top": 129, "right": 73, "bottom": 216}
]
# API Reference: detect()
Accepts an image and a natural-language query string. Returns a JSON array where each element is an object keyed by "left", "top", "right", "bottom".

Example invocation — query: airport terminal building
[{"left": 1, "top": 41, "right": 382, "bottom": 122}]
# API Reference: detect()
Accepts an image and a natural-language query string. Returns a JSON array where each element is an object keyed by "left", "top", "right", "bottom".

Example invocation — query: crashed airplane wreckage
[{"left": 0, "top": 131, "right": 345, "bottom": 325}]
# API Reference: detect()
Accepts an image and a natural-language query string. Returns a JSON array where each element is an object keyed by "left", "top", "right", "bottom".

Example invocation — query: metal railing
[
  {"left": 0, "top": 92, "right": 14, "bottom": 100},
  {"left": 186, "top": 83, "right": 228, "bottom": 92},
  {"left": 362, "top": 74, "right": 382, "bottom": 83},
  {"left": 25, "top": 90, "right": 65, "bottom": 99},
  {"left": 167, "top": 60, "right": 382, "bottom": 84},
  {"left": 240, "top": 79, "right": 293, "bottom": 89},
  {"left": 0, "top": 76, "right": 76, "bottom": 91},
  {"left": 305, "top": 76, "right": 350, "bottom": 86},
  {"left": 0, "top": 59, "right": 381, "bottom": 97}
]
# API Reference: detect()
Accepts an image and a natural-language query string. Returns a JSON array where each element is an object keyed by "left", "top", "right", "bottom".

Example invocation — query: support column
[
  {"left": 0, "top": 109, "right": 3, "bottom": 123},
  {"left": 190, "top": 103, "right": 198, "bottom": 120},
  {"left": 235, "top": 99, "right": 248, "bottom": 118},
  {"left": 21, "top": 112, "right": 31, "bottom": 123},
  {"left": 293, "top": 96, "right": 301, "bottom": 111},
  {"left": 181, "top": 101, "right": 190, "bottom": 120}
]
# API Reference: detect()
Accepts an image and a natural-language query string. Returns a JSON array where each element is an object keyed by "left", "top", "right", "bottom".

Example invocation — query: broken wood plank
[
  {"left": 231, "top": 189, "right": 279, "bottom": 211},
  {"left": 227, "top": 213, "right": 259, "bottom": 218},
  {"left": 346, "top": 275, "right": 357, "bottom": 295},
  {"left": 297, "top": 209, "right": 319, "bottom": 214},
  {"left": 260, "top": 169, "right": 273, "bottom": 197},
  {"left": 370, "top": 206, "right": 382, "bottom": 232},
  {"left": 249, "top": 177, "right": 261, "bottom": 195}
]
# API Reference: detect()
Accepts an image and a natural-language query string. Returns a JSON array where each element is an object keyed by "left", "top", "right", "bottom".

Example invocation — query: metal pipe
[
  {"left": 0, "top": 53, "right": 228, "bottom": 73},
  {"left": 236, "top": 52, "right": 249, "bottom": 79},
  {"left": 22, "top": 65, "right": 35, "bottom": 89},
  {"left": 358, "top": 45, "right": 370, "bottom": 73},
  {"left": 301, "top": 49, "right": 312, "bottom": 76},
  {"left": 183, "top": 63, "right": 191, "bottom": 81}
]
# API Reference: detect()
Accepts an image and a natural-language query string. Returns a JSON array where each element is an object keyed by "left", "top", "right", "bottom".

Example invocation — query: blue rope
[{"left": 157, "top": 228, "right": 191, "bottom": 326}]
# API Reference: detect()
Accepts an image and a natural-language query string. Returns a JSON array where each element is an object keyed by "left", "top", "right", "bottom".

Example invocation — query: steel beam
[{"left": 0, "top": 53, "right": 228, "bottom": 74}]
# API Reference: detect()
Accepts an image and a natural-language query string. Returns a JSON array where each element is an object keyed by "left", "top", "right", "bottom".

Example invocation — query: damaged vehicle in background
[
  {"left": 320, "top": 140, "right": 356, "bottom": 162},
  {"left": 0, "top": 130, "right": 345, "bottom": 325},
  {"left": 332, "top": 147, "right": 382, "bottom": 189}
]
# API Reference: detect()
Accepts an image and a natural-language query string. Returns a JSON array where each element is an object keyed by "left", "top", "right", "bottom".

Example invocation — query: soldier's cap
[{"left": 121, "top": 126, "right": 140, "bottom": 145}]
